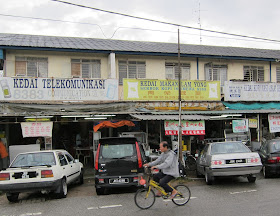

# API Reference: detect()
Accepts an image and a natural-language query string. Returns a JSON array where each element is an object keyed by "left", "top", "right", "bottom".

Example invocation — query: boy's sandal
[{"left": 169, "top": 193, "right": 179, "bottom": 199}]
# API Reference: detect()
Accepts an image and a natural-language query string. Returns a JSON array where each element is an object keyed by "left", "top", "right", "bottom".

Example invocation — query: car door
[
  {"left": 259, "top": 142, "right": 268, "bottom": 164},
  {"left": 65, "top": 153, "right": 80, "bottom": 182},
  {"left": 57, "top": 153, "right": 73, "bottom": 183},
  {"left": 197, "top": 144, "right": 209, "bottom": 175}
]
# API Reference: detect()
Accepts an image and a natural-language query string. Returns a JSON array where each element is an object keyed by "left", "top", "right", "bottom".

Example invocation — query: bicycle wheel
[
  {"left": 172, "top": 185, "right": 191, "bottom": 206},
  {"left": 186, "top": 156, "right": 197, "bottom": 171},
  {"left": 134, "top": 188, "right": 155, "bottom": 209}
]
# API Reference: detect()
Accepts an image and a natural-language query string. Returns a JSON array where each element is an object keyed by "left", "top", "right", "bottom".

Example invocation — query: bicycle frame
[{"left": 145, "top": 179, "right": 176, "bottom": 198}]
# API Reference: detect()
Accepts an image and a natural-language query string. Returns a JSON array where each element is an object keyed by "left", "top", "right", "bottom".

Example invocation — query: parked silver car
[{"left": 196, "top": 141, "right": 262, "bottom": 185}]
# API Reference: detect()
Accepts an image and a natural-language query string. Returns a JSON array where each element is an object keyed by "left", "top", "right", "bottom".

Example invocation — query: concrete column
[{"left": 108, "top": 53, "right": 116, "bottom": 79}]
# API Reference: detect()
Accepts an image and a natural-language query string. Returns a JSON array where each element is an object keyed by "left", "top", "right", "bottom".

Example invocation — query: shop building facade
[{"left": 0, "top": 33, "right": 280, "bottom": 163}]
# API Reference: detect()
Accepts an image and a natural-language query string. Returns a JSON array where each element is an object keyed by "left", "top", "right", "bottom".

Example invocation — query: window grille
[
  {"left": 243, "top": 66, "right": 264, "bottom": 81},
  {"left": 205, "top": 64, "right": 227, "bottom": 86},
  {"left": 165, "top": 62, "right": 190, "bottom": 80},
  {"left": 276, "top": 67, "right": 280, "bottom": 82},
  {"left": 71, "top": 59, "right": 101, "bottom": 78},
  {"left": 118, "top": 60, "right": 146, "bottom": 85},
  {"left": 15, "top": 57, "right": 48, "bottom": 77}
]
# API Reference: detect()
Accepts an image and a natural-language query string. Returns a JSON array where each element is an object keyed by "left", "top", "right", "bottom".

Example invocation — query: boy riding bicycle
[{"left": 143, "top": 141, "right": 179, "bottom": 199}]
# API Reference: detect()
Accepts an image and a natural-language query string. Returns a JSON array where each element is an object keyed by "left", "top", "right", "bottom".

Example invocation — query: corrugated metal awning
[{"left": 130, "top": 114, "right": 211, "bottom": 120}]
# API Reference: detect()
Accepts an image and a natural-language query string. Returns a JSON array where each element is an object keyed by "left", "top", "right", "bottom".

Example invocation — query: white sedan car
[
  {"left": 0, "top": 150, "right": 83, "bottom": 202},
  {"left": 196, "top": 141, "right": 262, "bottom": 185}
]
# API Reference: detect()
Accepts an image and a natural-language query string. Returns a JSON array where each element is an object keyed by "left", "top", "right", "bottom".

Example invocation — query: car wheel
[
  {"left": 247, "top": 175, "right": 256, "bottom": 183},
  {"left": 205, "top": 172, "right": 214, "bottom": 185},
  {"left": 96, "top": 188, "right": 105, "bottom": 195},
  {"left": 57, "top": 178, "right": 67, "bottom": 198},
  {"left": 6, "top": 193, "right": 19, "bottom": 202},
  {"left": 262, "top": 166, "right": 271, "bottom": 178},
  {"left": 78, "top": 171, "right": 84, "bottom": 185}
]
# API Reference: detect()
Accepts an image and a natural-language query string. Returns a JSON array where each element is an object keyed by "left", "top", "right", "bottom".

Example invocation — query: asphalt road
[{"left": 1, "top": 174, "right": 280, "bottom": 216}]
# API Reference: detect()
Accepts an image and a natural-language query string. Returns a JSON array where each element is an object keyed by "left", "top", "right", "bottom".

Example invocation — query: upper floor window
[
  {"left": 71, "top": 59, "right": 101, "bottom": 78},
  {"left": 243, "top": 66, "right": 264, "bottom": 81},
  {"left": 165, "top": 62, "right": 190, "bottom": 80},
  {"left": 118, "top": 60, "right": 146, "bottom": 85},
  {"left": 276, "top": 67, "right": 280, "bottom": 82},
  {"left": 15, "top": 57, "right": 48, "bottom": 77},
  {"left": 205, "top": 63, "right": 227, "bottom": 86}
]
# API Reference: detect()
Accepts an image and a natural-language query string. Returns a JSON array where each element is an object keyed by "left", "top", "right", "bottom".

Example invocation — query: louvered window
[
  {"left": 205, "top": 64, "right": 227, "bottom": 86},
  {"left": 71, "top": 59, "right": 101, "bottom": 78},
  {"left": 118, "top": 60, "right": 146, "bottom": 85},
  {"left": 165, "top": 62, "right": 190, "bottom": 80},
  {"left": 243, "top": 66, "right": 264, "bottom": 81},
  {"left": 15, "top": 57, "right": 48, "bottom": 77},
  {"left": 276, "top": 67, "right": 280, "bottom": 82}
]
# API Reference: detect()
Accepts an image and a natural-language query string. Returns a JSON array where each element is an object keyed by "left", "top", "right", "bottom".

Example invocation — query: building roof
[{"left": 0, "top": 33, "right": 280, "bottom": 60}]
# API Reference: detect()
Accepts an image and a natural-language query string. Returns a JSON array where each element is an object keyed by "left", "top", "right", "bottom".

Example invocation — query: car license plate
[
  {"left": 110, "top": 178, "right": 128, "bottom": 184},
  {"left": 226, "top": 159, "right": 246, "bottom": 164}
]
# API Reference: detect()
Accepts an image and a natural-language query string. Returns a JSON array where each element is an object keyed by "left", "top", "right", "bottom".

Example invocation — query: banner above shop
[
  {"left": 224, "top": 81, "right": 280, "bottom": 101},
  {"left": 268, "top": 114, "right": 280, "bottom": 133},
  {"left": 232, "top": 119, "right": 248, "bottom": 133},
  {"left": 164, "top": 120, "right": 205, "bottom": 135},
  {"left": 123, "top": 79, "right": 220, "bottom": 101},
  {"left": 21, "top": 122, "right": 53, "bottom": 137},
  {"left": 0, "top": 77, "right": 118, "bottom": 101}
]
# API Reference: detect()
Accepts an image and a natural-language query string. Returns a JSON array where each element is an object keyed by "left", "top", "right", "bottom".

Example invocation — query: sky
[{"left": 1, "top": 0, "right": 280, "bottom": 50}]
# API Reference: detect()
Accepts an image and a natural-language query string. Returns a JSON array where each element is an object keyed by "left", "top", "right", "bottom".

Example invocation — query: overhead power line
[
  {"left": 51, "top": 0, "right": 280, "bottom": 43},
  {"left": 1, "top": 13, "right": 280, "bottom": 45}
]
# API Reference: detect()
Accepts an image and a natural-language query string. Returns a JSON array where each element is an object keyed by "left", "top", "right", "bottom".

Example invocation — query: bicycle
[{"left": 134, "top": 167, "right": 191, "bottom": 209}]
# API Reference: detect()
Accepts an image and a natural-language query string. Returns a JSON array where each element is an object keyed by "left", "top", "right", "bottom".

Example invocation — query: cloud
[{"left": 1, "top": 0, "right": 280, "bottom": 50}]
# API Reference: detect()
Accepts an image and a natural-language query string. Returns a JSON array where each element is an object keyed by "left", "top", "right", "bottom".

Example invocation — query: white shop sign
[
  {"left": 0, "top": 77, "right": 118, "bottom": 101},
  {"left": 268, "top": 114, "right": 280, "bottom": 133},
  {"left": 21, "top": 122, "right": 53, "bottom": 137},
  {"left": 224, "top": 81, "right": 280, "bottom": 101}
]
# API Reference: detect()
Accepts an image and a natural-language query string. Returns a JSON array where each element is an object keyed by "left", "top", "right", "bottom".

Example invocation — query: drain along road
[{"left": 0, "top": 174, "right": 280, "bottom": 216}]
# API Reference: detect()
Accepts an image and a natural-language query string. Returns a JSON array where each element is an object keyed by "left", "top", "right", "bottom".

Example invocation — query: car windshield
[
  {"left": 269, "top": 141, "right": 280, "bottom": 153},
  {"left": 100, "top": 144, "right": 135, "bottom": 159},
  {"left": 10, "top": 152, "right": 56, "bottom": 168},
  {"left": 211, "top": 142, "right": 251, "bottom": 155}
]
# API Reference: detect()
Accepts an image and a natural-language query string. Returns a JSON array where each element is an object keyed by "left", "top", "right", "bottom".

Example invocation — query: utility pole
[{"left": 178, "top": 28, "right": 183, "bottom": 162}]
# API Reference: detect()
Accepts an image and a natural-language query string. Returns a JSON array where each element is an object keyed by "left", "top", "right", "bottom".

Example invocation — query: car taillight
[
  {"left": 0, "top": 173, "right": 10, "bottom": 181},
  {"left": 95, "top": 143, "right": 101, "bottom": 170},
  {"left": 247, "top": 158, "right": 260, "bottom": 163},
  {"left": 133, "top": 176, "right": 139, "bottom": 182},
  {"left": 267, "top": 157, "right": 280, "bottom": 164},
  {"left": 135, "top": 142, "right": 143, "bottom": 168},
  {"left": 99, "top": 178, "right": 104, "bottom": 183},
  {"left": 211, "top": 160, "right": 224, "bottom": 165},
  {"left": 41, "top": 170, "right": 54, "bottom": 178}
]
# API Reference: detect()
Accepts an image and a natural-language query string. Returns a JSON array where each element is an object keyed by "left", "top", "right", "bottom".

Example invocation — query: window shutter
[
  {"left": 27, "top": 61, "right": 37, "bottom": 77},
  {"left": 92, "top": 61, "right": 101, "bottom": 78},
  {"left": 128, "top": 61, "right": 137, "bottom": 78},
  {"left": 15, "top": 61, "right": 26, "bottom": 76},
  {"left": 181, "top": 67, "right": 190, "bottom": 80},
  {"left": 165, "top": 66, "right": 174, "bottom": 79},
  {"left": 38, "top": 62, "right": 48, "bottom": 77},
  {"left": 243, "top": 66, "right": 250, "bottom": 81},
  {"left": 137, "top": 62, "right": 146, "bottom": 78},
  {"left": 119, "top": 62, "right": 127, "bottom": 85},
  {"left": 71, "top": 63, "right": 81, "bottom": 77},
  {"left": 257, "top": 67, "right": 264, "bottom": 81},
  {"left": 82, "top": 64, "right": 90, "bottom": 78},
  {"left": 220, "top": 67, "right": 227, "bottom": 86},
  {"left": 276, "top": 67, "right": 280, "bottom": 82}
]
